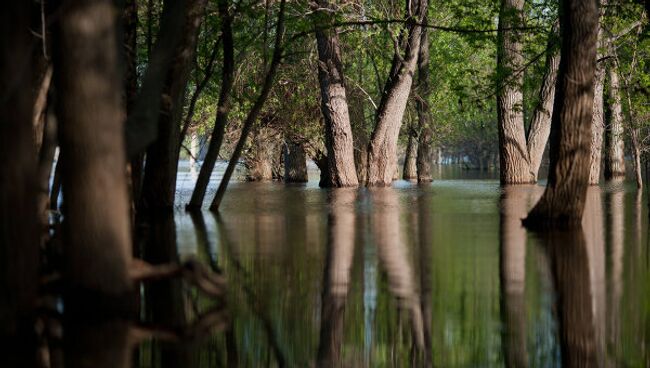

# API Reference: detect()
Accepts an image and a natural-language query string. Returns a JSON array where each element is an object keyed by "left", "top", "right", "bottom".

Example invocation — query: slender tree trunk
[
  {"left": 284, "top": 140, "right": 308, "bottom": 183},
  {"left": 497, "top": 0, "right": 532, "bottom": 184},
  {"left": 32, "top": 66, "right": 53, "bottom": 152},
  {"left": 0, "top": 1, "right": 39, "bottom": 347},
  {"left": 524, "top": 0, "right": 599, "bottom": 227},
  {"left": 589, "top": 3, "right": 607, "bottom": 185},
  {"left": 141, "top": 0, "right": 207, "bottom": 211},
  {"left": 526, "top": 29, "right": 560, "bottom": 182},
  {"left": 604, "top": 64, "right": 626, "bottom": 180},
  {"left": 416, "top": 26, "right": 433, "bottom": 183},
  {"left": 186, "top": 0, "right": 234, "bottom": 210},
  {"left": 313, "top": 0, "right": 359, "bottom": 187},
  {"left": 367, "top": 0, "right": 427, "bottom": 186},
  {"left": 403, "top": 132, "right": 418, "bottom": 181},
  {"left": 209, "top": 0, "right": 286, "bottom": 210},
  {"left": 54, "top": 0, "right": 134, "bottom": 301}
]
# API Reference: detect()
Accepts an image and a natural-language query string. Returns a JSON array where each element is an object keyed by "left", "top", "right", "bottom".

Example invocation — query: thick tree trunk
[
  {"left": 54, "top": 0, "right": 134, "bottom": 300},
  {"left": 604, "top": 65, "right": 626, "bottom": 180},
  {"left": 246, "top": 128, "right": 275, "bottom": 182},
  {"left": 0, "top": 1, "right": 39, "bottom": 346},
  {"left": 527, "top": 31, "right": 560, "bottom": 182},
  {"left": 524, "top": 0, "right": 599, "bottom": 227},
  {"left": 403, "top": 132, "right": 418, "bottom": 181},
  {"left": 367, "top": 0, "right": 427, "bottom": 186},
  {"left": 186, "top": 0, "right": 234, "bottom": 210},
  {"left": 284, "top": 140, "right": 308, "bottom": 183},
  {"left": 141, "top": 0, "right": 207, "bottom": 211},
  {"left": 315, "top": 152, "right": 333, "bottom": 187},
  {"left": 416, "top": 26, "right": 433, "bottom": 183},
  {"left": 313, "top": 0, "right": 359, "bottom": 187},
  {"left": 589, "top": 5, "right": 607, "bottom": 185},
  {"left": 497, "top": 0, "right": 532, "bottom": 184}
]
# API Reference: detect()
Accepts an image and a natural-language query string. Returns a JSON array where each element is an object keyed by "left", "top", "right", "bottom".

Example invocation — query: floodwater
[{"left": 60, "top": 166, "right": 650, "bottom": 367}]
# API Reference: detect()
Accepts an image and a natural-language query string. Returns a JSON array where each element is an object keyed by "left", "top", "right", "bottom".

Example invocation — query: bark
[
  {"left": 416, "top": 26, "right": 433, "bottom": 183},
  {"left": 246, "top": 127, "right": 275, "bottom": 181},
  {"left": 315, "top": 152, "right": 333, "bottom": 187},
  {"left": 524, "top": 0, "right": 599, "bottom": 227},
  {"left": 186, "top": 0, "right": 234, "bottom": 210},
  {"left": 53, "top": 0, "right": 133, "bottom": 300},
  {"left": 403, "top": 132, "right": 418, "bottom": 181},
  {"left": 284, "top": 140, "right": 308, "bottom": 183},
  {"left": 317, "top": 189, "right": 356, "bottom": 367},
  {"left": 604, "top": 64, "right": 626, "bottom": 180},
  {"left": 32, "top": 66, "right": 53, "bottom": 152},
  {"left": 0, "top": 1, "right": 39, "bottom": 345},
  {"left": 589, "top": 4, "right": 607, "bottom": 185},
  {"left": 209, "top": 0, "right": 286, "bottom": 211},
  {"left": 141, "top": 0, "right": 207, "bottom": 211},
  {"left": 367, "top": 0, "right": 427, "bottom": 186},
  {"left": 526, "top": 30, "right": 560, "bottom": 182},
  {"left": 313, "top": 0, "right": 359, "bottom": 187},
  {"left": 497, "top": 0, "right": 532, "bottom": 184}
]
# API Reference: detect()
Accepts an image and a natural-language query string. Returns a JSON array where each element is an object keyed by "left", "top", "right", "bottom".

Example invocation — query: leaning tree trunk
[
  {"left": 604, "top": 64, "right": 626, "bottom": 180},
  {"left": 589, "top": 2, "right": 607, "bottom": 185},
  {"left": 524, "top": 0, "right": 599, "bottom": 227},
  {"left": 0, "top": 1, "right": 39, "bottom": 346},
  {"left": 497, "top": 0, "right": 532, "bottom": 184},
  {"left": 526, "top": 29, "right": 560, "bottom": 182},
  {"left": 313, "top": 0, "right": 359, "bottom": 187},
  {"left": 403, "top": 132, "right": 418, "bottom": 181},
  {"left": 284, "top": 140, "right": 308, "bottom": 183},
  {"left": 141, "top": 0, "right": 207, "bottom": 211},
  {"left": 367, "top": 0, "right": 427, "bottom": 186},
  {"left": 416, "top": 25, "right": 434, "bottom": 183},
  {"left": 54, "top": 0, "right": 134, "bottom": 302},
  {"left": 186, "top": 0, "right": 234, "bottom": 210}
]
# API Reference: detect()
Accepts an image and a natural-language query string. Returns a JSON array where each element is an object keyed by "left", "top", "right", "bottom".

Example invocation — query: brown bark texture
[
  {"left": 284, "top": 140, "right": 308, "bottom": 183},
  {"left": 589, "top": 4, "right": 607, "bottom": 185},
  {"left": 314, "top": 0, "right": 359, "bottom": 187},
  {"left": 497, "top": 0, "right": 532, "bottom": 184},
  {"left": 604, "top": 64, "right": 626, "bottom": 179},
  {"left": 54, "top": 0, "right": 133, "bottom": 296},
  {"left": 141, "top": 0, "right": 207, "bottom": 211},
  {"left": 416, "top": 26, "right": 434, "bottom": 183},
  {"left": 367, "top": 0, "right": 427, "bottom": 186},
  {"left": 525, "top": 0, "right": 599, "bottom": 227},
  {"left": 403, "top": 132, "right": 418, "bottom": 180}
]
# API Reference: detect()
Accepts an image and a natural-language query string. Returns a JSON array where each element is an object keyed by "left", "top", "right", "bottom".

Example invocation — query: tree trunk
[
  {"left": 315, "top": 152, "right": 333, "bottom": 187},
  {"left": 0, "top": 1, "right": 39, "bottom": 345},
  {"left": 54, "top": 0, "right": 134, "bottom": 301},
  {"left": 246, "top": 127, "right": 275, "bottom": 182},
  {"left": 403, "top": 132, "right": 418, "bottom": 181},
  {"left": 497, "top": 0, "right": 532, "bottom": 184},
  {"left": 416, "top": 26, "right": 433, "bottom": 183},
  {"left": 604, "top": 64, "right": 626, "bottom": 180},
  {"left": 524, "top": 0, "right": 599, "bottom": 227},
  {"left": 589, "top": 4, "right": 607, "bottom": 185},
  {"left": 284, "top": 140, "right": 308, "bottom": 183},
  {"left": 313, "top": 0, "right": 358, "bottom": 187},
  {"left": 141, "top": 0, "right": 207, "bottom": 211},
  {"left": 186, "top": 0, "right": 234, "bottom": 210},
  {"left": 631, "top": 132, "right": 642, "bottom": 189},
  {"left": 526, "top": 29, "right": 560, "bottom": 182},
  {"left": 367, "top": 0, "right": 427, "bottom": 186}
]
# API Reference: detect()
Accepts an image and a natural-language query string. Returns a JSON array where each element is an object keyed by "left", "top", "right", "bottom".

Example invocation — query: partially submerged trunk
[
  {"left": 497, "top": 0, "right": 532, "bottom": 184},
  {"left": 284, "top": 140, "right": 308, "bottom": 183},
  {"left": 589, "top": 5, "right": 608, "bottom": 185},
  {"left": 54, "top": 0, "right": 134, "bottom": 302},
  {"left": 367, "top": 0, "right": 427, "bottom": 186},
  {"left": 527, "top": 30, "right": 560, "bottom": 182},
  {"left": 141, "top": 0, "right": 207, "bottom": 211},
  {"left": 416, "top": 26, "right": 433, "bottom": 183},
  {"left": 524, "top": 0, "right": 599, "bottom": 227},
  {"left": 604, "top": 64, "right": 626, "bottom": 180},
  {"left": 0, "top": 1, "right": 39, "bottom": 343},
  {"left": 313, "top": 0, "right": 358, "bottom": 187},
  {"left": 246, "top": 127, "right": 276, "bottom": 182},
  {"left": 187, "top": 0, "right": 234, "bottom": 210},
  {"left": 403, "top": 132, "right": 418, "bottom": 181}
]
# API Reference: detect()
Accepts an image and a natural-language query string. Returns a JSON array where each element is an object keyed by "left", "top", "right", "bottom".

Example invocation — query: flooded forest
[{"left": 1, "top": 0, "right": 650, "bottom": 367}]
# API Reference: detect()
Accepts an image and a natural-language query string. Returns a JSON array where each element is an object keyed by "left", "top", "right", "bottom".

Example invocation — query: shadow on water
[{"left": 10, "top": 176, "right": 650, "bottom": 367}]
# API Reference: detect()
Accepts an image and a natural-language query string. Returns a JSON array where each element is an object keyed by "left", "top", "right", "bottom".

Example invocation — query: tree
[
  {"left": 367, "top": 0, "right": 428, "bottom": 186},
  {"left": 524, "top": 0, "right": 600, "bottom": 227},
  {"left": 416, "top": 25, "right": 434, "bottom": 183}
]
